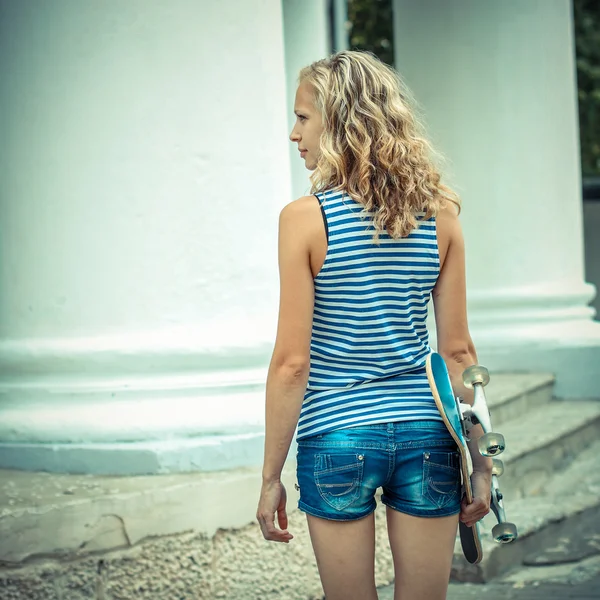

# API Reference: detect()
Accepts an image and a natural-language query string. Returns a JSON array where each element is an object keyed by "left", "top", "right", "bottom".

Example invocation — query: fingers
[
  {"left": 257, "top": 511, "right": 294, "bottom": 543},
  {"left": 460, "top": 495, "right": 490, "bottom": 528},
  {"left": 256, "top": 482, "right": 294, "bottom": 543},
  {"left": 277, "top": 506, "right": 289, "bottom": 531},
  {"left": 461, "top": 471, "right": 492, "bottom": 528}
]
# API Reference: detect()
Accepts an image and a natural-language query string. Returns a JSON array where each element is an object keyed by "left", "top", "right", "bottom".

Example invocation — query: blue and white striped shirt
[{"left": 297, "top": 189, "right": 443, "bottom": 440}]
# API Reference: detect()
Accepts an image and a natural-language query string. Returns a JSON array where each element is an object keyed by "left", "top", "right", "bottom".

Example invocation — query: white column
[
  {"left": 394, "top": 0, "right": 599, "bottom": 396},
  {"left": 0, "top": 0, "right": 291, "bottom": 472},
  {"left": 283, "top": 0, "right": 331, "bottom": 200},
  {"left": 332, "top": 0, "right": 350, "bottom": 52}
]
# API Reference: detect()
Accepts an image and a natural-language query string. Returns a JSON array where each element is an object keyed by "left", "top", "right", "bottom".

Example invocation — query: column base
[
  {"left": 0, "top": 433, "right": 270, "bottom": 475},
  {"left": 427, "top": 282, "right": 600, "bottom": 398},
  {"left": 474, "top": 328, "right": 600, "bottom": 399},
  {"left": 0, "top": 328, "right": 274, "bottom": 474},
  {"left": 471, "top": 283, "right": 599, "bottom": 397}
]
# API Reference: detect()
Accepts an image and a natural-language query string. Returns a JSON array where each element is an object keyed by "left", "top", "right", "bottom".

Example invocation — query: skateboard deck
[{"left": 425, "top": 352, "right": 483, "bottom": 564}]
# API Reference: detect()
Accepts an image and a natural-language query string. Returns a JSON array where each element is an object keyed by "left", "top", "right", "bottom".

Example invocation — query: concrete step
[
  {"left": 451, "top": 435, "right": 600, "bottom": 583},
  {"left": 379, "top": 560, "right": 600, "bottom": 600},
  {"left": 500, "top": 554, "right": 600, "bottom": 587},
  {"left": 490, "top": 398, "right": 600, "bottom": 499},
  {"left": 486, "top": 373, "right": 555, "bottom": 427}
]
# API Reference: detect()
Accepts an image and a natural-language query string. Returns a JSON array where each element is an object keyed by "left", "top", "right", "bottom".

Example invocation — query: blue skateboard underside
[{"left": 429, "top": 353, "right": 467, "bottom": 448}]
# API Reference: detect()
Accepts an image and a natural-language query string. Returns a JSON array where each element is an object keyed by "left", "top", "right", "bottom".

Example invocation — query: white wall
[
  {"left": 0, "top": 0, "right": 288, "bottom": 344},
  {"left": 394, "top": 0, "right": 600, "bottom": 396},
  {"left": 282, "top": 0, "right": 331, "bottom": 200},
  {"left": 0, "top": 0, "right": 292, "bottom": 472}
]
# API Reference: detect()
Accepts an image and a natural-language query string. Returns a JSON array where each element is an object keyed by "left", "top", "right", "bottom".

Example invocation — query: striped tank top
[{"left": 297, "top": 189, "right": 443, "bottom": 440}]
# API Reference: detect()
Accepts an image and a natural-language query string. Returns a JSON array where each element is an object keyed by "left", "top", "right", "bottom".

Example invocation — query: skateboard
[{"left": 425, "top": 352, "right": 518, "bottom": 564}]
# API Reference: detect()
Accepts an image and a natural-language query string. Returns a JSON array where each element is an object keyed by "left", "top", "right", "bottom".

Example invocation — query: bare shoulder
[
  {"left": 281, "top": 195, "right": 319, "bottom": 218},
  {"left": 435, "top": 201, "right": 462, "bottom": 267},
  {"left": 435, "top": 201, "right": 460, "bottom": 227},
  {"left": 280, "top": 195, "right": 321, "bottom": 234}
]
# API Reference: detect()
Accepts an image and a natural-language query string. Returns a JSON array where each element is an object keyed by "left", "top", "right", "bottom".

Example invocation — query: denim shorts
[{"left": 296, "top": 420, "right": 461, "bottom": 521}]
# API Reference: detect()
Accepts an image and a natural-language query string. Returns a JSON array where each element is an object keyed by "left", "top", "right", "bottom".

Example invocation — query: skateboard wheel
[
  {"left": 491, "top": 458, "right": 504, "bottom": 477},
  {"left": 477, "top": 432, "right": 505, "bottom": 457},
  {"left": 492, "top": 522, "right": 518, "bottom": 544},
  {"left": 462, "top": 365, "right": 490, "bottom": 388}
]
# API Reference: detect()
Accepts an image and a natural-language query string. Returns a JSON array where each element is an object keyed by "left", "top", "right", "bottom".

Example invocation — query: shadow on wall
[{"left": 583, "top": 178, "right": 600, "bottom": 321}]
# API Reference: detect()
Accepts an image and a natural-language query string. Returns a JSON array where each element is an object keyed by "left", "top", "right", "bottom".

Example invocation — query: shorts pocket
[
  {"left": 314, "top": 453, "right": 364, "bottom": 511},
  {"left": 422, "top": 450, "right": 460, "bottom": 510}
]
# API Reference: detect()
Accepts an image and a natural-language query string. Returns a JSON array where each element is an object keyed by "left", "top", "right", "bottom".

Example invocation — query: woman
[{"left": 256, "top": 50, "right": 491, "bottom": 600}]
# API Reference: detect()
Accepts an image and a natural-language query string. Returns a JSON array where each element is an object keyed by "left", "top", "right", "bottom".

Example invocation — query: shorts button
[
  {"left": 358, "top": 455, "right": 364, "bottom": 461},
  {"left": 424, "top": 452, "right": 430, "bottom": 460}
]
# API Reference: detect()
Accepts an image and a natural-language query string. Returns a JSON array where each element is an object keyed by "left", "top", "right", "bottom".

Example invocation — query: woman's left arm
[{"left": 257, "top": 199, "right": 315, "bottom": 543}]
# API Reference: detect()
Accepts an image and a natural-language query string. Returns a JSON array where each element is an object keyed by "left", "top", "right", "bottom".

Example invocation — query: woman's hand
[
  {"left": 460, "top": 469, "right": 491, "bottom": 528},
  {"left": 256, "top": 480, "right": 294, "bottom": 543}
]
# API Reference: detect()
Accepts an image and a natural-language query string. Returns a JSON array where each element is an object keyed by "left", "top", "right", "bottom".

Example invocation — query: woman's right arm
[{"left": 432, "top": 205, "right": 492, "bottom": 526}]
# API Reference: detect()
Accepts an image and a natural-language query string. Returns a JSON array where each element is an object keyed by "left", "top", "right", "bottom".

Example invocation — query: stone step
[
  {"left": 490, "top": 398, "right": 600, "bottom": 498},
  {"left": 499, "top": 554, "right": 600, "bottom": 587},
  {"left": 380, "top": 558, "right": 600, "bottom": 600},
  {"left": 451, "top": 435, "right": 600, "bottom": 583},
  {"left": 485, "top": 373, "right": 555, "bottom": 427}
]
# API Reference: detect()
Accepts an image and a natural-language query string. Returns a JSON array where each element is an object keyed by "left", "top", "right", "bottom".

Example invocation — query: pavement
[
  {"left": 377, "top": 558, "right": 600, "bottom": 599},
  {"left": 377, "top": 529, "right": 600, "bottom": 599},
  {"left": 378, "top": 576, "right": 600, "bottom": 599},
  {"left": 445, "top": 576, "right": 600, "bottom": 599}
]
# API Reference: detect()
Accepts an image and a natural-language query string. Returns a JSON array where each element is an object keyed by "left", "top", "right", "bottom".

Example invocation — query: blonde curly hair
[{"left": 298, "top": 50, "right": 460, "bottom": 239}]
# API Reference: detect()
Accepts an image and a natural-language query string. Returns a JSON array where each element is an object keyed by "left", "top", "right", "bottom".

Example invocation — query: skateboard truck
[
  {"left": 489, "top": 477, "right": 516, "bottom": 542},
  {"left": 462, "top": 365, "right": 518, "bottom": 544},
  {"left": 461, "top": 366, "right": 505, "bottom": 456}
]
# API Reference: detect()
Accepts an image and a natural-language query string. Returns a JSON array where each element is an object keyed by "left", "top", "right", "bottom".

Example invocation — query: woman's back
[{"left": 298, "top": 189, "right": 445, "bottom": 439}]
